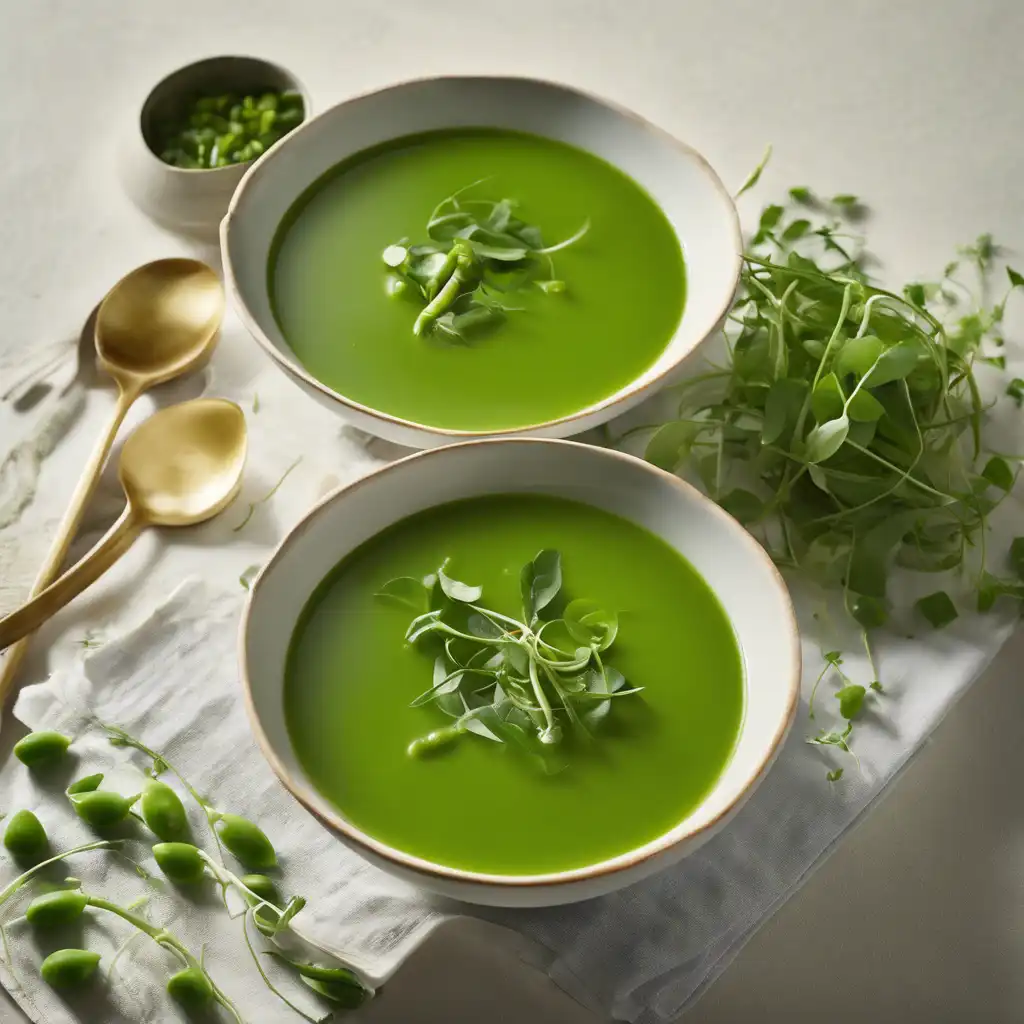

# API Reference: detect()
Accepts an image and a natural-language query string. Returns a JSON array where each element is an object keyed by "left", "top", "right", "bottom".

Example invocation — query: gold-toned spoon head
[
  {"left": 121, "top": 398, "right": 248, "bottom": 525},
  {"left": 0, "top": 399, "right": 247, "bottom": 653},
  {"left": 96, "top": 258, "right": 224, "bottom": 387},
  {"left": 0, "top": 261, "right": 226, "bottom": 695}
]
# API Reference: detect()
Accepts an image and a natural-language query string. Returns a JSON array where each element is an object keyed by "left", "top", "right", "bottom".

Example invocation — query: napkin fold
[
  {"left": 1, "top": 581, "right": 444, "bottom": 1024},
  {"left": 2, "top": 568, "right": 1017, "bottom": 1024}
]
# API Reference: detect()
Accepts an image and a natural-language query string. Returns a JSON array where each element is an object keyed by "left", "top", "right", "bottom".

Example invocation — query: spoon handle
[
  {"left": 0, "top": 507, "right": 143, "bottom": 653},
  {"left": 0, "top": 387, "right": 137, "bottom": 699}
]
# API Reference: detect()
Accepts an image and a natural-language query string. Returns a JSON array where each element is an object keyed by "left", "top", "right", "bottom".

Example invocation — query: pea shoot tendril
[{"left": 640, "top": 162, "right": 1024, "bottom": 777}]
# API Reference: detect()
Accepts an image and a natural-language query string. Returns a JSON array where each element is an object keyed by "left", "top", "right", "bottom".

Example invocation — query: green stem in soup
[
  {"left": 382, "top": 181, "right": 589, "bottom": 342},
  {"left": 377, "top": 550, "right": 642, "bottom": 769}
]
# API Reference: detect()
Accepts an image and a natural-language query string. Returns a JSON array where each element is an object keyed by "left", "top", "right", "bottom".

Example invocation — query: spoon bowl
[
  {"left": 121, "top": 399, "right": 247, "bottom": 525},
  {"left": 0, "top": 399, "right": 247, "bottom": 652},
  {"left": 0, "top": 258, "right": 225, "bottom": 700},
  {"left": 97, "top": 259, "right": 224, "bottom": 381}
]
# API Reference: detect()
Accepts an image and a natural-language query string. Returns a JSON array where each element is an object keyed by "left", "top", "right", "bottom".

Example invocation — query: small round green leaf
[
  {"left": 981, "top": 456, "right": 1014, "bottom": 492},
  {"left": 805, "top": 415, "right": 849, "bottom": 464},
  {"left": 645, "top": 421, "right": 698, "bottom": 471},
  {"left": 916, "top": 591, "right": 958, "bottom": 629},
  {"left": 836, "top": 684, "right": 866, "bottom": 720},
  {"left": 846, "top": 390, "right": 885, "bottom": 422},
  {"left": 863, "top": 341, "right": 920, "bottom": 387},
  {"left": 564, "top": 600, "right": 618, "bottom": 651},
  {"left": 836, "top": 335, "right": 884, "bottom": 378},
  {"left": 437, "top": 562, "right": 483, "bottom": 603}
]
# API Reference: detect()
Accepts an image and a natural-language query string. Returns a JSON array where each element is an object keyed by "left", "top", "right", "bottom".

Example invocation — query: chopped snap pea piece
[{"left": 153, "top": 89, "right": 305, "bottom": 170}]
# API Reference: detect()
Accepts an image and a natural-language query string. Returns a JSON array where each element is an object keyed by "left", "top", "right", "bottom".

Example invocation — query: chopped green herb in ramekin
[{"left": 155, "top": 90, "right": 304, "bottom": 170}]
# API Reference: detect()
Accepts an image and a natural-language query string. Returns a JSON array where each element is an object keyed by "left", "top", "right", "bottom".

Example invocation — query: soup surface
[
  {"left": 285, "top": 494, "right": 743, "bottom": 876},
  {"left": 269, "top": 128, "right": 686, "bottom": 430}
]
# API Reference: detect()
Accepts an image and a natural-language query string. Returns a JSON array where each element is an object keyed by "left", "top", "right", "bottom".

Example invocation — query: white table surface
[{"left": 2, "top": 1, "right": 1023, "bottom": 1020}]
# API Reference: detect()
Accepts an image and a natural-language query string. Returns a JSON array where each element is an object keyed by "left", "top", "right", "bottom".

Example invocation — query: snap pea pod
[
  {"left": 153, "top": 842, "right": 206, "bottom": 885},
  {"left": 3, "top": 809, "right": 48, "bottom": 863},
  {"left": 25, "top": 889, "right": 88, "bottom": 928},
  {"left": 13, "top": 730, "right": 71, "bottom": 769},
  {"left": 167, "top": 966, "right": 214, "bottom": 1011},
  {"left": 40, "top": 949, "right": 101, "bottom": 990},
  {"left": 68, "top": 790, "right": 139, "bottom": 829},
  {"left": 215, "top": 813, "right": 277, "bottom": 870},
  {"left": 140, "top": 779, "right": 189, "bottom": 841}
]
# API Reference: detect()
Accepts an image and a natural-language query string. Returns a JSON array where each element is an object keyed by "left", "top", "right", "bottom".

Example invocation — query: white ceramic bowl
[
  {"left": 120, "top": 55, "right": 310, "bottom": 239},
  {"left": 222, "top": 76, "right": 741, "bottom": 448},
  {"left": 240, "top": 440, "right": 799, "bottom": 907}
]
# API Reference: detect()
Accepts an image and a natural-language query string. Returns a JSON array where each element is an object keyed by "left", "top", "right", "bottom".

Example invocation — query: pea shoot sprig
[
  {"left": 1, "top": 723, "right": 372, "bottom": 1019},
  {"left": 382, "top": 180, "right": 588, "bottom": 341},
  {"left": 641, "top": 166, "right": 1024, "bottom": 775},
  {"left": 377, "top": 551, "right": 640, "bottom": 769}
]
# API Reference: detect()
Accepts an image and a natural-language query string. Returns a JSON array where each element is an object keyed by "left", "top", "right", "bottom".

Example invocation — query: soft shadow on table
[
  {"left": 352, "top": 918, "right": 597, "bottom": 1024},
  {"left": 689, "top": 627, "right": 1024, "bottom": 1024}
]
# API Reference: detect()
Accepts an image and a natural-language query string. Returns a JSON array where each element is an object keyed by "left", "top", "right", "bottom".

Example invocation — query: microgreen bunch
[
  {"left": 382, "top": 179, "right": 588, "bottom": 340},
  {"left": 641, "top": 171, "right": 1024, "bottom": 774},
  {"left": 377, "top": 551, "right": 640, "bottom": 769}
]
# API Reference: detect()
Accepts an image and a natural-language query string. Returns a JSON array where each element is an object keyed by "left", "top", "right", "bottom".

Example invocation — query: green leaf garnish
[
  {"left": 383, "top": 182, "right": 587, "bottom": 341},
  {"left": 437, "top": 561, "right": 483, "bottom": 603},
  {"left": 639, "top": 179, "right": 1024, "bottom": 778},
  {"left": 981, "top": 456, "right": 1014, "bottom": 492},
  {"left": 386, "top": 552, "right": 641, "bottom": 767},
  {"left": 835, "top": 684, "right": 866, "bottom": 720},
  {"left": 916, "top": 590, "right": 959, "bottom": 629},
  {"left": 520, "top": 549, "right": 562, "bottom": 625},
  {"left": 735, "top": 144, "right": 772, "bottom": 198}
]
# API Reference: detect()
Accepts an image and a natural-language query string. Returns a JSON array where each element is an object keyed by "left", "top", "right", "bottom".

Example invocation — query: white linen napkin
[
  {"left": 2, "top": 335, "right": 1022, "bottom": 1023},
  {"left": 1, "top": 580, "right": 445, "bottom": 1024},
  {"left": 2, "top": 562, "right": 1019, "bottom": 1024}
]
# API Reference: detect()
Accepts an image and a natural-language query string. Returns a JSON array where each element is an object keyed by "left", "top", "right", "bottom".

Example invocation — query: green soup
[
  {"left": 285, "top": 494, "right": 743, "bottom": 876},
  {"left": 269, "top": 129, "right": 686, "bottom": 431}
]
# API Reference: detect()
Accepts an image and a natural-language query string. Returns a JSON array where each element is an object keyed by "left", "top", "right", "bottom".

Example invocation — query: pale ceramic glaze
[
  {"left": 120, "top": 55, "right": 310, "bottom": 239},
  {"left": 221, "top": 76, "right": 742, "bottom": 448},
  {"left": 240, "top": 440, "right": 800, "bottom": 907}
]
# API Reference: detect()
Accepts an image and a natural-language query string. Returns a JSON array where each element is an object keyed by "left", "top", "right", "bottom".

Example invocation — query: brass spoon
[
  {"left": 0, "top": 399, "right": 247, "bottom": 653},
  {"left": 0, "top": 259, "right": 224, "bottom": 695}
]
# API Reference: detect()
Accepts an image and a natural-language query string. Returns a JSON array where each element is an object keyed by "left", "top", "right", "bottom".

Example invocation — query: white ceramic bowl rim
[
  {"left": 221, "top": 73, "right": 742, "bottom": 439},
  {"left": 238, "top": 439, "right": 800, "bottom": 892}
]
